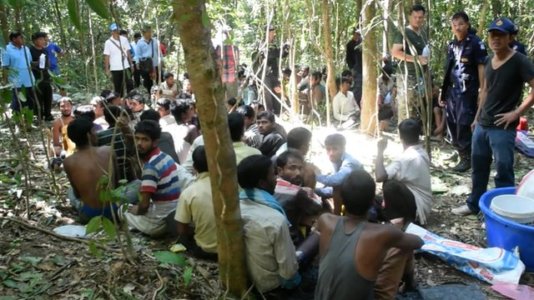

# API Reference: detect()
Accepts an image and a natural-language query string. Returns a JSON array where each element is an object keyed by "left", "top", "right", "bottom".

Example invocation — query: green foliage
[
  {"left": 85, "top": 0, "right": 111, "bottom": 20},
  {"left": 153, "top": 251, "right": 186, "bottom": 266},
  {"left": 67, "top": 0, "right": 82, "bottom": 31},
  {"left": 183, "top": 266, "right": 193, "bottom": 287}
]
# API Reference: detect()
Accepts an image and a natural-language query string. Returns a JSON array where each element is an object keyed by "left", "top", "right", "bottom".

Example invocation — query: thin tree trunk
[
  {"left": 360, "top": 0, "right": 378, "bottom": 135},
  {"left": 88, "top": 12, "right": 99, "bottom": 92},
  {"left": 321, "top": 0, "right": 336, "bottom": 126},
  {"left": 478, "top": 0, "right": 489, "bottom": 36},
  {"left": 172, "top": 0, "right": 249, "bottom": 297},
  {"left": 0, "top": 4, "right": 9, "bottom": 44},
  {"left": 52, "top": 0, "right": 68, "bottom": 48}
]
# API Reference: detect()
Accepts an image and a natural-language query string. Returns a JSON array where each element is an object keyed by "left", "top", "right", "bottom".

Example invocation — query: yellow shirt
[
  {"left": 233, "top": 141, "right": 261, "bottom": 165},
  {"left": 175, "top": 172, "right": 217, "bottom": 253}
]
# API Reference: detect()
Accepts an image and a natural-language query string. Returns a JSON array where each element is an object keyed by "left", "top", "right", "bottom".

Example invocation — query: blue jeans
[{"left": 466, "top": 125, "right": 515, "bottom": 212}]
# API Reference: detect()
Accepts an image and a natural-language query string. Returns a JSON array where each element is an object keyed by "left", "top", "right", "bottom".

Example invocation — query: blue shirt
[
  {"left": 135, "top": 38, "right": 160, "bottom": 67},
  {"left": 316, "top": 152, "right": 362, "bottom": 197},
  {"left": 45, "top": 42, "right": 62, "bottom": 73},
  {"left": 2, "top": 43, "right": 34, "bottom": 88}
]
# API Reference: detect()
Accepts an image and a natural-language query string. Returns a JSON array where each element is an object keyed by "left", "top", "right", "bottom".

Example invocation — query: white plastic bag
[
  {"left": 517, "top": 170, "right": 534, "bottom": 201},
  {"left": 406, "top": 223, "right": 525, "bottom": 284}
]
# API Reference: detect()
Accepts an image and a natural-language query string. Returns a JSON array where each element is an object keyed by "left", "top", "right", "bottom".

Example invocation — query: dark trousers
[
  {"left": 466, "top": 125, "right": 515, "bottom": 212},
  {"left": 264, "top": 75, "right": 281, "bottom": 115},
  {"left": 10, "top": 86, "right": 35, "bottom": 113},
  {"left": 133, "top": 63, "right": 141, "bottom": 88},
  {"left": 111, "top": 70, "right": 133, "bottom": 97},
  {"left": 446, "top": 119, "right": 472, "bottom": 157},
  {"left": 140, "top": 66, "right": 160, "bottom": 95},
  {"left": 351, "top": 70, "right": 363, "bottom": 108},
  {"left": 34, "top": 81, "right": 53, "bottom": 119}
]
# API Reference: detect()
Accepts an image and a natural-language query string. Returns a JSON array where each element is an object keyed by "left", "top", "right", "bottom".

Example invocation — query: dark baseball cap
[{"left": 487, "top": 17, "right": 515, "bottom": 34}]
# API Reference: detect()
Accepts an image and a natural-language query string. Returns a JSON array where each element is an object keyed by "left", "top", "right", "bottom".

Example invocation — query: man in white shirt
[
  {"left": 333, "top": 76, "right": 360, "bottom": 129},
  {"left": 103, "top": 23, "right": 134, "bottom": 97},
  {"left": 375, "top": 119, "right": 432, "bottom": 225}
]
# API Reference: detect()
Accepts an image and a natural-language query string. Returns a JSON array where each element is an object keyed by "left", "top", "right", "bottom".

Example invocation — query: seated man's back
[{"left": 63, "top": 117, "right": 116, "bottom": 223}]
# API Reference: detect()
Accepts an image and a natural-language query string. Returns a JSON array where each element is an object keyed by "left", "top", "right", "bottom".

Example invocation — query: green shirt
[{"left": 393, "top": 26, "right": 428, "bottom": 76}]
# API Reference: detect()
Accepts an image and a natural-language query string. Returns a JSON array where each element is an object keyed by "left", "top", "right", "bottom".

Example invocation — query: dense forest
[{"left": 0, "top": 0, "right": 533, "bottom": 299}]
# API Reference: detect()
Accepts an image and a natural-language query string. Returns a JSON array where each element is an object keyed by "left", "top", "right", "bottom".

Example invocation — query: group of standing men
[
  {"left": 390, "top": 5, "right": 534, "bottom": 216},
  {"left": 2, "top": 31, "right": 63, "bottom": 121}
]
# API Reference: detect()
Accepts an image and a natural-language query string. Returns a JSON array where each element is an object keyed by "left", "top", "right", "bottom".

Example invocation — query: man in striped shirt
[{"left": 121, "top": 120, "right": 181, "bottom": 237}]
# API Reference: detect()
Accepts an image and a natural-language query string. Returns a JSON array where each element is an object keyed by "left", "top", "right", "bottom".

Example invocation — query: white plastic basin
[{"left": 490, "top": 194, "right": 534, "bottom": 224}]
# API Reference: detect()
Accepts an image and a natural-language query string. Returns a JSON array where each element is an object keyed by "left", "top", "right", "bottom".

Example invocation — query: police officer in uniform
[
  {"left": 442, "top": 12, "right": 488, "bottom": 172},
  {"left": 509, "top": 23, "right": 527, "bottom": 56}
]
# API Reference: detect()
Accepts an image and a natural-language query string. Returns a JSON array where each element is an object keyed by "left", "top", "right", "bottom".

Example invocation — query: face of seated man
[
  {"left": 257, "top": 117, "right": 274, "bottom": 135},
  {"left": 278, "top": 156, "right": 304, "bottom": 186},
  {"left": 326, "top": 143, "right": 344, "bottom": 163}
]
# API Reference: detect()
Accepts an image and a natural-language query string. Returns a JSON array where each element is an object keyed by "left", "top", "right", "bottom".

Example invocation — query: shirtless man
[
  {"left": 64, "top": 117, "right": 117, "bottom": 224},
  {"left": 52, "top": 97, "right": 75, "bottom": 158},
  {"left": 315, "top": 169, "right": 423, "bottom": 299}
]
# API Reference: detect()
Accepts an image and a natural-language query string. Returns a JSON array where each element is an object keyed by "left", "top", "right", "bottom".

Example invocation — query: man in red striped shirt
[{"left": 121, "top": 120, "right": 181, "bottom": 237}]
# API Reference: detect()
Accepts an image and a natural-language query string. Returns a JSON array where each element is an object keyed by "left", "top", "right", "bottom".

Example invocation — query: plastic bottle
[{"left": 39, "top": 53, "right": 46, "bottom": 69}]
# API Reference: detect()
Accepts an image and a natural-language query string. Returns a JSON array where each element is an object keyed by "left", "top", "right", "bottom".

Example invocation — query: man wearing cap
[
  {"left": 2, "top": 32, "right": 35, "bottom": 115},
  {"left": 441, "top": 12, "right": 488, "bottom": 173},
  {"left": 252, "top": 25, "right": 289, "bottom": 115},
  {"left": 391, "top": 4, "right": 430, "bottom": 123},
  {"left": 452, "top": 17, "right": 534, "bottom": 216},
  {"left": 135, "top": 26, "right": 161, "bottom": 95},
  {"left": 30, "top": 32, "right": 54, "bottom": 121},
  {"left": 346, "top": 28, "right": 363, "bottom": 107},
  {"left": 104, "top": 23, "right": 134, "bottom": 97}
]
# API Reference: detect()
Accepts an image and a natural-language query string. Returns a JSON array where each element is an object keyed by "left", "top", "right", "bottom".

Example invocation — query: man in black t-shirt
[
  {"left": 30, "top": 32, "right": 53, "bottom": 121},
  {"left": 452, "top": 17, "right": 534, "bottom": 216}
]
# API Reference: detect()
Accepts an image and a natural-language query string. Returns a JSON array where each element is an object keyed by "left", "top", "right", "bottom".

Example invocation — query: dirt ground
[{"left": 0, "top": 116, "right": 533, "bottom": 299}]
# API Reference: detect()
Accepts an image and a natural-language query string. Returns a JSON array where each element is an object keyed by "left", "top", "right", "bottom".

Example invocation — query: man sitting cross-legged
[
  {"left": 316, "top": 133, "right": 362, "bottom": 215},
  {"left": 375, "top": 118, "right": 432, "bottom": 225},
  {"left": 375, "top": 180, "right": 419, "bottom": 299},
  {"left": 120, "top": 120, "right": 181, "bottom": 237},
  {"left": 175, "top": 146, "right": 218, "bottom": 260},
  {"left": 64, "top": 117, "right": 117, "bottom": 224},
  {"left": 237, "top": 155, "right": 301, "bottom": 294},
  {"left": 275, "top": 150, "right": 323, "bottom": 244},
  {"left": 315, "top": 169, "right": 423, "bottom": 300}
]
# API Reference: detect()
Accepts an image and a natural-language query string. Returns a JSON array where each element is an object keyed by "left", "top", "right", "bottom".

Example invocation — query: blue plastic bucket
[{"left": 480, "top": 187, "right": 534, "bottom": 272}]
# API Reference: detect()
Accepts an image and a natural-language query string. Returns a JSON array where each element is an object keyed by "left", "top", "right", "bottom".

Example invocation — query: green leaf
[
  {"left": 153, "top": 251, "right": 186, "bottom": 266},
  {"left": 67, "top": 0, "right": 82, "bottom": 31},
  {"left": 3, "top": 279, "right": 19, "bottom": 289},
  {"left": 20, "top": 256, "right": 42, "bottom": 266},
  {"left": 88, "top": 241, "right": 102, "bottom": 257},
  {"left": 0, "top": 88, "right": 11, "bottom": 105},
  {"left": 0, "top": 295, "right": 18, "bottom": 300},
  {"left": 201, "top": 10, "right": 211, "bottom": 28},
  {"left": 85, "top": 216, "right": 102, "bottom": 235},
  {"left": 183, "top": 266, "right": 193, "bottom": 286},
  {"left": 86, "top": 0, "right": 111, "bottom": 20},
  {"left": 101, "top": 218, "right": 117, "bottom": 239}
]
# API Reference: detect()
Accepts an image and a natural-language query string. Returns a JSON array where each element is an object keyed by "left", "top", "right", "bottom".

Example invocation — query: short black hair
[
  {"left": 67, "top": 117, "right": 93, "bottom": 147},
  {"left": 171, "top": 100, "right": 192, "bottom": 123},
  {"left": 156, "top": 98, "right": 172, "bottom": 111},
  {"left": 227, "top": 97, "right": 237, "bottom": 106},
  {"left": 135, "top": 120, "right": 161, "bottom": 141},
  {"left": 228, "top": 112, "right": 245, "bottom": 142},
  {"left": 119, "top": 29, "right": 128, "bottom": 36},
  {"left": 410, "top": 4, "right": 426, "bottom": 14},
  {"left": 238, "top": 155, "right": 272, "bottom": 189},
  {"left": 311, "top": 71, "right": 322, "bottom": 81},
  {"left": 257, "top": 111, "right": 275, "bottom": 123},
  {"left": 341, "top": 169, "right": 376, "bottom": 216},
  {"left": 100, "top": 89, "right": 112, "bottom": 98},
  {"left": 192, "top": 146, "right": 209, "bottom": 173},
  {"left": 383, "top": 180, "right": 417, "bottom": 223},
  {"left": 451, "top": 11, "right": 469, "bottom": 23},
  {"left": 236, "top": 105, "right": 255, "bottom": 119},
  {"left": 398, "top": 118, "right": 420, "bottom": 145},
  {"left": 287, "top": 127, "right": 311, "bottom": 150},
  {"left": 103, "top": 105, "right": 122, "bottom": 127},
  {"left": 341, "top": 76, "right": 352, "bottom": 85},
  {"left": 341, "top": 70, "right": 352, "bottom": 78},
  {"left": 276, "top": 149, "right": 304, "bottom": 168},
  {"left": 74, "top": 105, "right": 96, "bottom": 121},
  {"left": 9, "top": 32, "right": 22, "bottom": 41},
  {"left": 325, "top": 133, "right": 346, "bottom": 147},
  {"left": 140, "top": 109, "right": 161, "bottom": 122},
  {"left": 134, "top": 32, "right": 142, "bottom": 39},
  {"left": 164, "top": 72, "right": 174, "bottom": 80},
  {"left": 31, "top": 32, "right": 47, "bottom": 41}
]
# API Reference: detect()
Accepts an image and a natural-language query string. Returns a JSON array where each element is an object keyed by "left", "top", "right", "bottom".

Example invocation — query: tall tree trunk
[
  {"left": 172, "top": 0, "right": 249, "bottom": 297},
  {"left": 321, "top": 0, "right": 336, "bottom": 126},
  {"left": 0, "top": 4, "right": 9, "bottom": 44},
  {"left": 355, "top": 0, "right": 363, "bottom": 28},
  {"left": 360, "top": 0, "right": 378, "bottom": 135},
  {"left": 52, "top": 0, "right": 68, "bottom": 48},
  {"left": 478, "top": 0, "right": 489, "bottom": 36}
]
